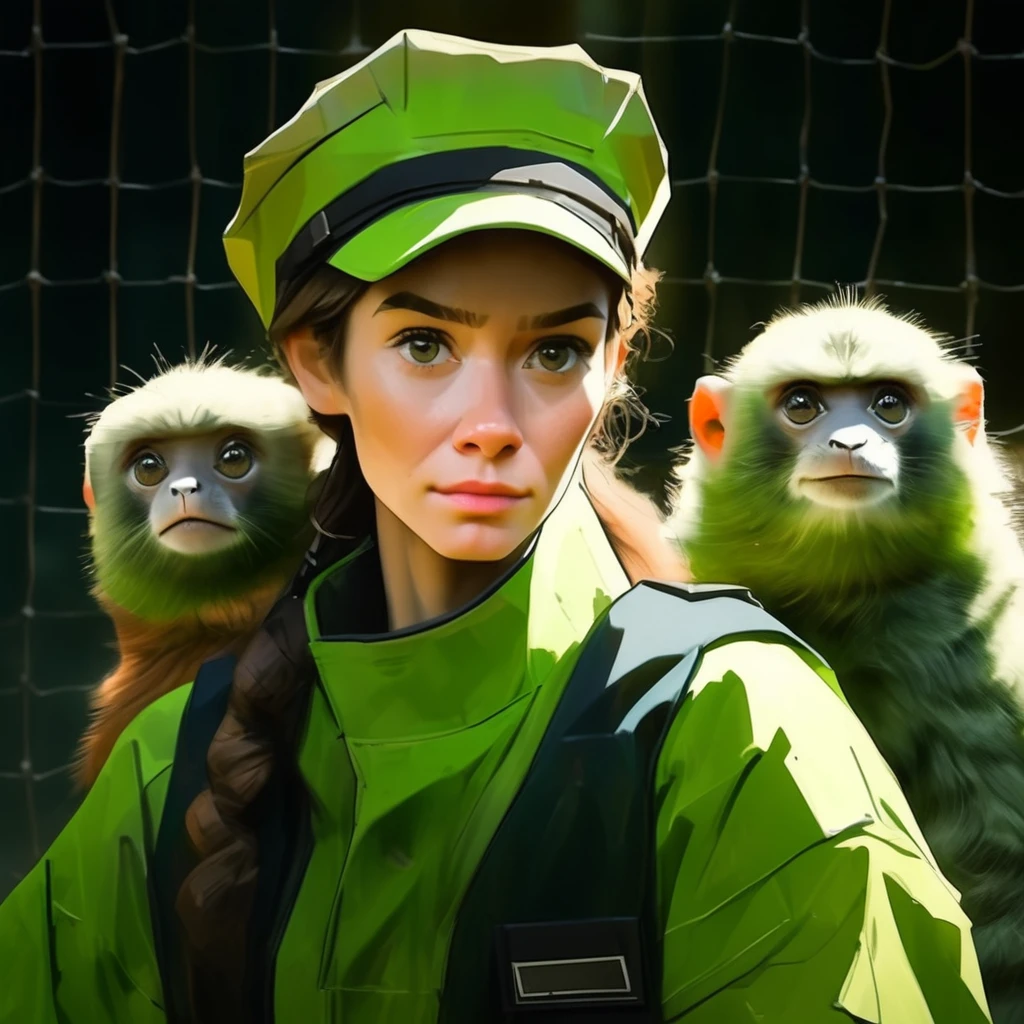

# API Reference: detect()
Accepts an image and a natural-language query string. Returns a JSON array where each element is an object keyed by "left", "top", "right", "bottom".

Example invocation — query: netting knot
[
  {"left": 722, "top": 22, "right": 735, "bottom": 42},
  {"left": 103, "top": 270, "right": 122, "bottom": 285},
  {"left": 19, "top": 759, "right": 32, "bottom": 777},
  {"left": 21, "top": 606, "right": 35, "bottom": 619},
  {"left": 956, "top": 38, "right": 977, "bottom": 58},
  {"left": 30, "top": 167, "right": 43, "bottom": 184},
  {"left": 26, "top": 270, "right": 44, "bottom": 287},
  {"left": 114, "top": 33, "right": 128, "bottom": 48}
]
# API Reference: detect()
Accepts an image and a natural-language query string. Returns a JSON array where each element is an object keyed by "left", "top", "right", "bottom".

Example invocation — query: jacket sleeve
[
  {"left": 0, "top": 685, "right": 189, "bottom": 1024},
  {"left": 656, "top": 639, "right": 992, "bottom": 1024}
]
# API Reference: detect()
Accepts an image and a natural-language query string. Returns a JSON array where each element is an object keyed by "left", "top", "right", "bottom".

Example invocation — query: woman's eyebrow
[
  {"left": 374, "top": 291, "right": 487, "bottom": 327},
  {"left": 519, "top": 302, "right": 605, "bottom": 330},
  {"left": 374, "top": 294, "right": 606, "bottom": 332}
]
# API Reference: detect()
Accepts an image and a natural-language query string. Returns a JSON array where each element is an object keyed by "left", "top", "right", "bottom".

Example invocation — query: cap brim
[{"left": 325, "top": 191, "right": 631, "bottom": 284}]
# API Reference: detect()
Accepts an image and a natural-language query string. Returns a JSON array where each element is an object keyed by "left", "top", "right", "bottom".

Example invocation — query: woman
[{"left": 0, "top": 29, "right": 991, "bottom": 1024}]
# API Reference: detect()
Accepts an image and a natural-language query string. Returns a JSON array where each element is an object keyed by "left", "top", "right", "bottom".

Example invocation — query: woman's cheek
[{"left": 533, "top": 393, "right": 602, "bottom": 479}]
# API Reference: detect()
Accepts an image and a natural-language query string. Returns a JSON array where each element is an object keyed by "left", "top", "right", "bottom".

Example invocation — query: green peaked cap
[{"left": 223, "top": 29, "right": 671, "bottom": 329}]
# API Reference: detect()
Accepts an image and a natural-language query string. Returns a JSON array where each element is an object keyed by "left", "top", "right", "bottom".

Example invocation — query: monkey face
[
  {"left": 83, "top": 363, "right": 320, "bottom": 622},
  {"left": 677, "top": 299, "right": 985, "bottom": 596},
  {"left": 775, "top": 383, "right": 914, "bottom": 511},
  {"left": 123, "top": 433, "right": 260, "bottom": 555}
]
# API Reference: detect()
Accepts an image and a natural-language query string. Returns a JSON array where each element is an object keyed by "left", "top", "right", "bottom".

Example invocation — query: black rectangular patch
[{"left": 496, "top": 918, "right": 646, "bottom": 1013}]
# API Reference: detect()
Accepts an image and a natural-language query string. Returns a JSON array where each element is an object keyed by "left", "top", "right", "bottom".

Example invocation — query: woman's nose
[{"left": 450, "top": 365, "right": 524, "bottom": 459}]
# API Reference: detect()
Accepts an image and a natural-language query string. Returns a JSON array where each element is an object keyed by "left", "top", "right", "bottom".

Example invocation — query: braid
[
  {"left": 172, "top": 266, "right": 372, "bottom": 1021},
  {"left": 174, "top": 431, "right": 371, "bottom": 1019},
  {"left": 174, "top": 594, "right": 311, "bottom": 1016}
]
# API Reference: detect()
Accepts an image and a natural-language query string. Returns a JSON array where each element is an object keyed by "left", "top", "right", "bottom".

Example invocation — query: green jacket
[{"left": 0, "top": 479, "right": 992, "bottom": 1023}]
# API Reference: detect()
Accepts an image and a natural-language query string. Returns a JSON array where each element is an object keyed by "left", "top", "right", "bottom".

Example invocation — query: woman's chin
[{"left": 427, "top": 520, "right": 534, "bottom": 564}]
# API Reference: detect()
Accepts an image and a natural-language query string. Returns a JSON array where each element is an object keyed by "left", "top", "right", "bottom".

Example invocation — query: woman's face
[{"left": 287, "top": 230, "right": 623, "bottom": 562}]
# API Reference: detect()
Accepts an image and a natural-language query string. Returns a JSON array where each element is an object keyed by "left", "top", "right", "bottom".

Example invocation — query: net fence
[{"left": 1, "top": 0, "right": 1022, "bottom": 896}]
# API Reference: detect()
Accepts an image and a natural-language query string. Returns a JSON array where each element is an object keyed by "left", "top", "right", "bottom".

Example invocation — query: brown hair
[{"left": 173, "top": 246, "right": 682, "bottom": 1019}]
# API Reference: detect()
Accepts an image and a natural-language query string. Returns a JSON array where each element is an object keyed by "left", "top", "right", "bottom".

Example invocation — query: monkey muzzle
[{"left": 794, "top": 450, "right": 897, "bottom": 511}]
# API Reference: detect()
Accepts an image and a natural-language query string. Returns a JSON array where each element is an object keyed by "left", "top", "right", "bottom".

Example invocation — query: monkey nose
[
  {"left": 828, "top": 428, "right": 870, "bottom": 451},
  {"left": 169, "top": 476, "right": 200, "bottom": 497}
]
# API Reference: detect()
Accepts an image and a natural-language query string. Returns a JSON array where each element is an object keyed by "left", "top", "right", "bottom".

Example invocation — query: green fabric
[
  {"left": 0, "top": 479, "right": 993, "bottom": 1023},
  {"left": 221, "top": 29, "right": 670, "bottom": 326},
  {"left": 324, "top": 191, "right": 631, "bottom": 291}
]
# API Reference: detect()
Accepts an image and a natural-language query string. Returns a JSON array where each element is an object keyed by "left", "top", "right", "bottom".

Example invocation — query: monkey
[
  {"left": 76, "top": 358, "right": 333, "bottom": 788},
  {"left": 664, "top": 291, "right": 1024, "bottom": 1020}
]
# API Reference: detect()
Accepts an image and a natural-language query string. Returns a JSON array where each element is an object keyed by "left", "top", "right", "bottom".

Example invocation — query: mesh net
[{"left": 1, "top": 0, "right": 1022, "bottom": 897}]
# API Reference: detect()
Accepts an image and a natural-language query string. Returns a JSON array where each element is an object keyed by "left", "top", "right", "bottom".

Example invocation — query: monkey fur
[
  {"left": 76, "top": 358, "right": 333, "bottom": 788},
  {"left": 666, "top": 292, "right": 1024, "bottom": 1019}
]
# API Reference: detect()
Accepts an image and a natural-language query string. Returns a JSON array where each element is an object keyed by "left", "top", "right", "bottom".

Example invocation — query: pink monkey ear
[
  {"left": 82, "top": 458, "right": 95, "bottom": 510},
  {"left": 954, "top": 367, "right": 984, "bottom": 446},
  {"left": 688, "top": 375, "right": 733, "bottom": 460}
]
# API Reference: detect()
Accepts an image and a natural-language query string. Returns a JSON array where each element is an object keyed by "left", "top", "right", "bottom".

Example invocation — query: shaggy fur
[
  {"left": 76, "top": 358, "right": 327, "bottom": 787},
  {"left": 667, "top": 293, "right": 1024, "bottom": 1020}
]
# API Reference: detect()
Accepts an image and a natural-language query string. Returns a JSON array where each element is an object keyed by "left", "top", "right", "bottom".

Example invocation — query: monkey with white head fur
[
  {"left": 667, "top": 291, "right": 1024, "bottom": 1020},
  {"left": 76, "top": 358, "right": 334, "bottom": 788}
]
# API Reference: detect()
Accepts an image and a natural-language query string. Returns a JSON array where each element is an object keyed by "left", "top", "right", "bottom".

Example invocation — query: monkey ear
[
  {"left": 954, "top": 366, "right": 985, "bottom": 446},
  {"left": 689, "top": 375, "right": 734, "bottom": 460},
  {"left": 82, "top": 455, "right": 95, "bottom": 511}
]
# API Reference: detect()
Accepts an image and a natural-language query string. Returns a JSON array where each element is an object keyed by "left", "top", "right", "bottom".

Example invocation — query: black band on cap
[{"left": 274, "top": 146, "right": 638, "bottom": 309}]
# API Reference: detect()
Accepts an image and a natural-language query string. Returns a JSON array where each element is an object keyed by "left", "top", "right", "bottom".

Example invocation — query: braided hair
[{"left": 171, "top": 268, "right": 370, "bottom": 1017}]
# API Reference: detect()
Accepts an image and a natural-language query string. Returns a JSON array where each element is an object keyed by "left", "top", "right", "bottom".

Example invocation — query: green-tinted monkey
[{"left": 76, "top": 358, "right": 331, "bottom": 786}]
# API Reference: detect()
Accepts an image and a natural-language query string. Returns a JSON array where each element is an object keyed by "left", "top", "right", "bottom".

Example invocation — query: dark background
[{"left": 1, "top": 0, "right": 1023, "bottom": 899}]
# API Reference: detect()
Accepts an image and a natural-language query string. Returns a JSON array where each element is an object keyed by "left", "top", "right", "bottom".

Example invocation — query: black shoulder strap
[
  {"left": 149, "top": 636, "right": 316, "bottom": 1024},
  {"left": 439, "top": 580, "right": 825, "bottom": 1023},
  {"left": 149, "top": 655, "right": 237, "bottom": 1024}
]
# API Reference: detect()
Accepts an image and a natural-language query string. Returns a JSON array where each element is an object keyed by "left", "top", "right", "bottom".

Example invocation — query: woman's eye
[
  {"left": 526, "top": 340, "right": 585, "bottom": 374},
  {"left": 395, "top": 330, "right": 449, "bottom": 366}
]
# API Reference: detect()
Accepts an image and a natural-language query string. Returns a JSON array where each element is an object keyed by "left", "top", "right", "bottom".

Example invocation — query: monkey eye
[
  {"left": 870, "top": 386, "right": 911, "bottom": 426},
  {"left": 216, "top": 440, "right": 255, "bottom": 480},
  {"left": 132, "top": 451, "right": 168, "bottom": 487},
  {"left": 780, "top": 386, "right": 825, "bottom": 425}
]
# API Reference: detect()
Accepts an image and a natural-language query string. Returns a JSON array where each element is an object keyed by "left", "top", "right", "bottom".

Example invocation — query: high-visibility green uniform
[{"left": 0, "top": 478, "right": 992, "bottom": 1022}]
